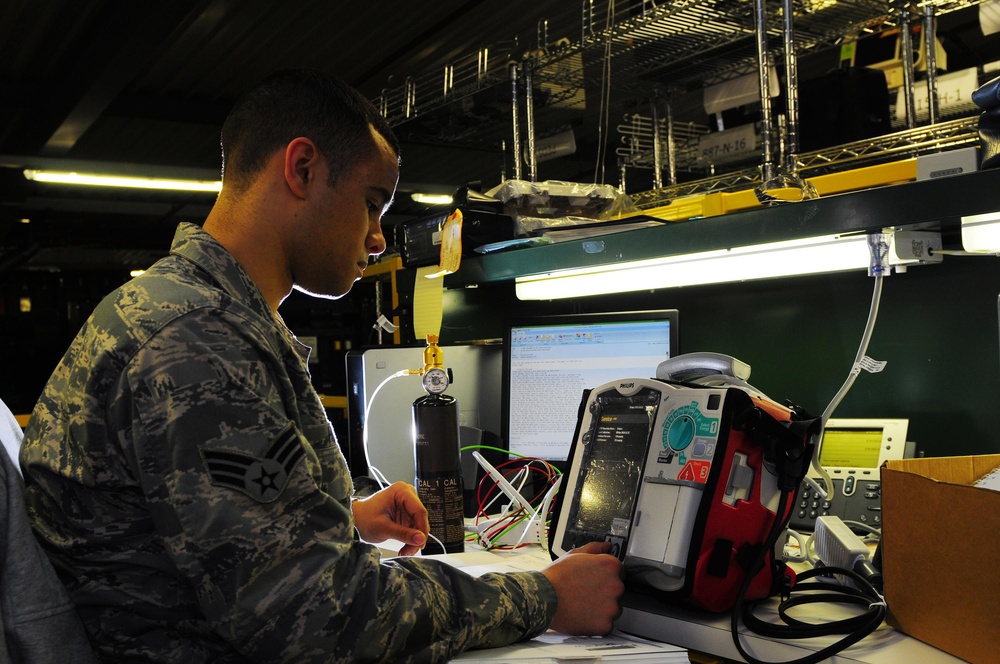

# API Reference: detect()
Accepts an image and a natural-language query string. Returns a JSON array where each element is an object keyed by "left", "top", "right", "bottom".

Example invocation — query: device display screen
[
  {"left": 564, "top": 388, "right": 659, "bottom": 545},
  {"left": 819, "top": 427, "right": 884, "bottom": 468}
]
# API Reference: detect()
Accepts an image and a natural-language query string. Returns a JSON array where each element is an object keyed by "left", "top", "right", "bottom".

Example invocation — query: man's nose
[{"left": 368, "top": 219, "right": 387, "bottom": 256}]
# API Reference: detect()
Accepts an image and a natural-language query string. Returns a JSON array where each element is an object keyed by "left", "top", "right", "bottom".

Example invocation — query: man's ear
[{"left": 284, "top": 137, "right": 319, "bottom": 199}]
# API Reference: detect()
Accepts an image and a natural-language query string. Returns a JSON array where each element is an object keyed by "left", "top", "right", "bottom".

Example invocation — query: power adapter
[
  {"left": 814, "top": 515, "right": 883, "bottom": 592},
  {"left": 891, "top": 230, "right": 943, "bottom": 264}
]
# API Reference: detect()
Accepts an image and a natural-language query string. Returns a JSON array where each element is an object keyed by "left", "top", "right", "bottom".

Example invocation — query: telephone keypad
[{"left": 790, "top": 472, "right": 882, "bottom": 533}]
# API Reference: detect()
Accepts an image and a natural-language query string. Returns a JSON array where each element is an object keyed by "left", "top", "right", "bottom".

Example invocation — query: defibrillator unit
[{"left": 549, "top": 353, "right": 818, "bottom": 612}]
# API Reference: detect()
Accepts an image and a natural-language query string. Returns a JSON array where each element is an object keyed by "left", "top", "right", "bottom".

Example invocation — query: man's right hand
[{"left": 541, "top": 541, "right": 625, "bottom": 635}]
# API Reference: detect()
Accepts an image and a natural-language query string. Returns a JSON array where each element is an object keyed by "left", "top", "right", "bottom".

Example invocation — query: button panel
[{"left": 790, "top": 471, "right": 882, "bottom": 532}]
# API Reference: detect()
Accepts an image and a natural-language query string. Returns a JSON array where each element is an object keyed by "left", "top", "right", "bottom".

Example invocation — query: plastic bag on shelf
[{"left": 484, "top": 179, "right": 639, "bottom": 236}]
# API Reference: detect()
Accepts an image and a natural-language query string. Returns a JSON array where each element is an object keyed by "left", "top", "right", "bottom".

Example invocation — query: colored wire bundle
[{"left": 462, "top": 446, "right": 561, "bottom": 551}]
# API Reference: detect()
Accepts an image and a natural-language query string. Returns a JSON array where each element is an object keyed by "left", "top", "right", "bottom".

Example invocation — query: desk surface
[
  {"left": 617, "top": 590, "right": 963, "bottom": 664},
  {"left": 425, "top": 545, "right": 964, "bottom": 664}
]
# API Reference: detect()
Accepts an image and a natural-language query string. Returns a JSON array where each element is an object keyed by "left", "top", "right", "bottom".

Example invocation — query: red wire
[{"left": 474, "top": 456, "right": 560, "bottom": 524}]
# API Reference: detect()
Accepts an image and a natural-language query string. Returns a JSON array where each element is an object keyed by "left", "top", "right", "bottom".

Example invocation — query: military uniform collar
[{"left": 169, "top": 222, "right": 274, "bottom": 321}]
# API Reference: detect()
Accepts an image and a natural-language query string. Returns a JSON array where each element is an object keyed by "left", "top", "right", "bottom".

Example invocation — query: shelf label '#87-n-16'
[{"left": 697, "top": 123, "right": 757, "bottom": 165}]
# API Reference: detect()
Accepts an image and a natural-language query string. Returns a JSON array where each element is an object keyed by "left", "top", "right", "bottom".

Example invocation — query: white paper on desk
[
  {"left": 420, "top": 547, "right": 553, "bottom": 576},
  {"left": 450, "top": 630, "right": 688, "bottom": 662},
  {"left": 421, "top": 550, "right": 688, "bottom": 662}
]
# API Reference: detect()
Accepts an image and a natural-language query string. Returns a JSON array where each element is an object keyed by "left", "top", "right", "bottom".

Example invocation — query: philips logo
[{"left": 619, "top": 382, "right": 635, "bottom": 389}]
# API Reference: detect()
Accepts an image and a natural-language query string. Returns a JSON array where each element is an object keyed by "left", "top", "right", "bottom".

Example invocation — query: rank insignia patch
[{"left": 200, "top": 424, "right": 305, "bottom": 502}]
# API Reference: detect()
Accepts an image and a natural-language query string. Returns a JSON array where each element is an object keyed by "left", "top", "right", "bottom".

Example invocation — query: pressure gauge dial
[{"left": 422, "top": 367, "right": 449, "bottom": 394}]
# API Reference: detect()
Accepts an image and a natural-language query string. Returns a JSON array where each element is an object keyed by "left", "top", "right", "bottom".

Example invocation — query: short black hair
[{"left": 220, "top": 69, "right": 400, "bottom": 193}]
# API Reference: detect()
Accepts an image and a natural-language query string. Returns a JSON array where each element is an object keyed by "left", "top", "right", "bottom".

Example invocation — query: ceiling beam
[{"left": 41, "top": 1, "right": 219, "bottom": 156}]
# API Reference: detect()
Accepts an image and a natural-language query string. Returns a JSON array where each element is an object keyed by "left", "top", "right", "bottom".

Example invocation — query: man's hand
[
  {"left": 352, "top": 482, "right": 430, "bottom": 556},
  {"left": 541, "top": 541, "right": 624, "bottom": 635}
]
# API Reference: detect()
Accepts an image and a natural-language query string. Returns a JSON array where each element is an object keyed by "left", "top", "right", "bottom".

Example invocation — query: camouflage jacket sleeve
[{"left": 119, "top": 305, "right": 557, "bottom": 663}]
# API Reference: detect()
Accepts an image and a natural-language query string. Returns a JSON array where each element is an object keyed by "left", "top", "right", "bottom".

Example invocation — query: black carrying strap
[
  {"left": 726, "top": 402, "right": 886, "bottom": 664},
  {"left": 732, "top": 405, "right": 819, "bottom": 492}
]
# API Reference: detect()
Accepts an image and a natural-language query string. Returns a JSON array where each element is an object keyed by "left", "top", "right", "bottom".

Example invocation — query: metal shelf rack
[
  {"left": 377, "top": 1, "right": 992, "bottom": 275},
  {"left": 377, "top": 1, "right": 971, "bottom": 127},
  {"left": 629, "top": 114, "right": 981, "bottom": 207},
  {"left": 377, "top": 1, "right": 989, "bottom": 151}
]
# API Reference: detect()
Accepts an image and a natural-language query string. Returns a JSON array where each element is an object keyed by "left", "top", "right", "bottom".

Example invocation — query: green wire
[
  {"left": 458, "top": 444, "right": 562, "bottom": 475},
  {"left": 458, "top": 443, "right": 517, "bottom": 455}
]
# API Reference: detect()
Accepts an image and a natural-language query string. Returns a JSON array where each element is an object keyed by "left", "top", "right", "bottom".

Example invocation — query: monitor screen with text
[{"left": 502, "top": 310, "right": 678, "bottom": 462}]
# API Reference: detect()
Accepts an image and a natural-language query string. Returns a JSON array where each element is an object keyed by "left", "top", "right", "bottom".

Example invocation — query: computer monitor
[{"left": 501, "top": 310, "right": 679, "bottom": 465}]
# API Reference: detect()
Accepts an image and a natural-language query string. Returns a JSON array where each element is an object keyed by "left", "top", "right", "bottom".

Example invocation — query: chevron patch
[{"left": 200, "top": 425, "right": 306, "bottom": 503}]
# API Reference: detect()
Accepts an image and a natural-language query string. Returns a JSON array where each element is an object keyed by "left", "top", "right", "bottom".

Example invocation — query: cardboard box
[{"left": 881, "top": 454, "right": 1000, "bottom": 664}]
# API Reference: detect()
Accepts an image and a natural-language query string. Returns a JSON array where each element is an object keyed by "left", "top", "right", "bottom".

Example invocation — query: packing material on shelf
[
  {"left": 485, "top": 179, "right": 639, "bottom": 236},
  {"left": 880, "top": 454, "right": 1000, "bottom": 664}
]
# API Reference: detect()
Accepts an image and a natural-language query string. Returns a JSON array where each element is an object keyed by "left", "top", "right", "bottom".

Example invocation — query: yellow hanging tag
[{"left": 425, "top": 209, "right": 462, "bottom": 278}]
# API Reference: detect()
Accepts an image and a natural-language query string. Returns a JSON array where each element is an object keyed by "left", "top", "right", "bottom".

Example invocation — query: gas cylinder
[{"left": 412, "top": 334, "right": 465, "bottom": 554}]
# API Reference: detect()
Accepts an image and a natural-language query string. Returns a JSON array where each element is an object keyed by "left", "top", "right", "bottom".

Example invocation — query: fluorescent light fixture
[
  {"left": 515, "top": 233, "right": 874, "bottom": 300},
  {"left": 961, "top": 211, "right": 1000, "bottom": 254},
  {"left": 410, "top": 192, "right": 453, "bottom": 205},
  {"left": 23, "top": 169, "right": 222, "bottom": 193}
]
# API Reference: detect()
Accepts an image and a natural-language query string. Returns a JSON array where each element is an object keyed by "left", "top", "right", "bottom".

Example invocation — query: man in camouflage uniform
[{"left": 19, "top": 69, "right": 623, "bottom": 662}]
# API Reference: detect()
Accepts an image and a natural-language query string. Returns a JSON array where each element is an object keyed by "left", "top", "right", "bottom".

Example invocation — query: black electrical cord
[{"left": 730, "top": 489, "right": 886, "bottom": 664}]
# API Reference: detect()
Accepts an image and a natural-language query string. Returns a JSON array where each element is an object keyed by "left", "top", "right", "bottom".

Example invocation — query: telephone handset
[{"left": 656, "top": 352, "right": 760, "bottom": 395}]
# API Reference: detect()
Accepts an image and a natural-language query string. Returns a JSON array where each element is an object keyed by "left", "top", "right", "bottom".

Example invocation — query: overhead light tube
[
  {"left": 961, "top": 211, "right": 1000, "bottom": 254},
  {"left": 515, "top": 233, "right": 874, "bottom": 300},
  {"left": 410, "top": 193, "right": 453, "bottom": 205},
  {"left": 23, "top": 169, "right": 222, "bottom": 193}
]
